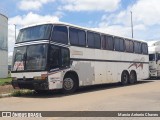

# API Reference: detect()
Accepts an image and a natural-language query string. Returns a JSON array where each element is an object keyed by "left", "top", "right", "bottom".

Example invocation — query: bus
[
  {"left": 148, "top": 41, "right": 160, "bottom": 78},
  {"left": 11, "top": 22, "right": 149, "bottom": 94}
]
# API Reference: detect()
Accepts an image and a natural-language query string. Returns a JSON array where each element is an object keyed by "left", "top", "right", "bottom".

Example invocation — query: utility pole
[{"left": 130, "top": 11, "right": 134, "bottom": 38}]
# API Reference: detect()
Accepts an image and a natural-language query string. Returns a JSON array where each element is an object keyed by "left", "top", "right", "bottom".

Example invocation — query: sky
[{"left": 0, "top": 0, "right": 160, "bottom": 56}]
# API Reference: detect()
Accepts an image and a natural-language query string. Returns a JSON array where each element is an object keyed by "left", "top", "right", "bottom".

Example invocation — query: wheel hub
[{"left": 63, "top": 78, "right": 74, "bottom": 90}]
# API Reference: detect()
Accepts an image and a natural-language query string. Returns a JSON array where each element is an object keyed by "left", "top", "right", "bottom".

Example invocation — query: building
[{"left": 0, "top": 13, "right": 8, "bottom": 78}]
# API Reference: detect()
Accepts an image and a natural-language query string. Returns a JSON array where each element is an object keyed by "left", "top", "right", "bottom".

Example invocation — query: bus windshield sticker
[{"left": 13, "top": 61, "right": 24, "bottom": 71}]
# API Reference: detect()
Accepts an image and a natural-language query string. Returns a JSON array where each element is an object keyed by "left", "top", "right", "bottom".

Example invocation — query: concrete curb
[{"left": 0, "top": 93, "right": 11, "bottom": 98}]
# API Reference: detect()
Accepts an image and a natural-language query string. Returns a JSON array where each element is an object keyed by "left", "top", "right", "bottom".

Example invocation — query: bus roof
[{"left": 22, "top": 21, "right": 147, "bottom": 43}]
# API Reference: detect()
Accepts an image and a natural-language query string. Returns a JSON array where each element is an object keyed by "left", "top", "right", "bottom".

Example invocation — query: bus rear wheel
[
  {"left": 129, "top": 71, "right": 137, "bottom": 84},
  {"left": 62, "top": 75, "right": 78, "bottom": 94},
  {"left": 121, "top": 71, "right": 129, "bottom": 85}
]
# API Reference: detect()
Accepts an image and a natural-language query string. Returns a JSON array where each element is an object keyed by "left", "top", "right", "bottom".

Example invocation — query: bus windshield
[
  {"left": 12, "top": 44, "right": 48, "bottom": 71},
  {"left": 16, "top": 24, "right": 52, "bottom": 43}
]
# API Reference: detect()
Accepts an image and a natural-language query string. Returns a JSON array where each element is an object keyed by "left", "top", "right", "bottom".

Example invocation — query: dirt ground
[
  {"left": 0, "top": 80, "right": 160, "bottom": 120},
  {"left": 0, "top": 85, "right": 14, "bottom": 94}
]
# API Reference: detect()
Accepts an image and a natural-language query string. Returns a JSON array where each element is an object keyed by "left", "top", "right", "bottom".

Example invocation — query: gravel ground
[{"left": 0, "top": 85, "right": 14, "bottom": 94}]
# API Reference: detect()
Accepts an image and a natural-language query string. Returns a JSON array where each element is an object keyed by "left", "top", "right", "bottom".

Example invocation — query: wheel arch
[
  {"left": 122, "top": 70, "right": 129, "bottom": 76},
  {"left": 64, "top": 70, "right": 79, "bottom": 87}
]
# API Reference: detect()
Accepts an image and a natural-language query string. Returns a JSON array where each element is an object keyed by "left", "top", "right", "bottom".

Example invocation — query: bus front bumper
[{"left": 12, "top": 79, "right": 49, "bottom": 90}]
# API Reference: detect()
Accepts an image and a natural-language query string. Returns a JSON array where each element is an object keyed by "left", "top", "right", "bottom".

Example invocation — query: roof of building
[{"left": 0, "top": 13, "right": 8, "bottom": 19}]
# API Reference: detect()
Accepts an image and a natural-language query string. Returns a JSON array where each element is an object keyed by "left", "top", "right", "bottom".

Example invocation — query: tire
[
  {"left": 129, "top": 71, "right": 137, "bottom": 84},
  {"left": 62, "top": 75, "right": 78, "bottom": 94},
  {"left": 121, "top": 71, "right": 129, "bottom": 85}
]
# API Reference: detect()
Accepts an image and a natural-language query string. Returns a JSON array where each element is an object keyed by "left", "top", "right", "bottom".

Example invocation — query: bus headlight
[
  {"left": 34, "top": 74, "right": 47, "bottom": 80},
  {"left": 12, "top": 77, "right": 17, "bottom": 80},
  {"left": 34, "top": 76, "right": 42, "bottom": 80}
]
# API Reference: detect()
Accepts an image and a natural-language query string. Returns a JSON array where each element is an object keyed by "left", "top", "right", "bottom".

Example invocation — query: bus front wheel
[
  {"left": 121, "top": 71, "right": 129, "bottom": 85},
  {"left": 62, "top": 75, "right": 78, "bottom": 94}
]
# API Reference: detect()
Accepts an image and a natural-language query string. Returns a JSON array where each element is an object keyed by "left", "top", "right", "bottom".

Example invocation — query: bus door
[{"left": 149, "top": 54, "right": 157, "bottom": 77}]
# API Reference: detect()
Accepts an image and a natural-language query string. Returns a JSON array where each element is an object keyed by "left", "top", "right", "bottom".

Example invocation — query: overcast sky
[{"left": 0, "top": 0, "right": 160, "bottom": 55}]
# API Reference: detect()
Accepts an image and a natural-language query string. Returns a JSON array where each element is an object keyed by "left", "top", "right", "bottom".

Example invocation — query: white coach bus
[
  {"left": 148, "top": 41, "right": 160, "bottom": 78},
  {"left": 11, "top": 22, "right": 149, "bottom": 93}
]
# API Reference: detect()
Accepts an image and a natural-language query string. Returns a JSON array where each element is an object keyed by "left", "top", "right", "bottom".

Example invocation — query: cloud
[
  {"left": 132, "top": 0, "right": 160, "bottom": 26},
  {"left": 59, "top": 0, "right": 121, "bottom": 12},
  {"left": 9, "top": 12, "right": 59, "bottom": 26},
  {"left": 106, "top": 0, "right": 160, "bottom": 26},
  {"left": 8, "top": 12, "right": 60, "bottom": 54},
  {"left": 18, "top": 0, "right": 55, "bottom": 11},
  {"left": 97, "top": 0, "right": 160, "bottom": 40}
]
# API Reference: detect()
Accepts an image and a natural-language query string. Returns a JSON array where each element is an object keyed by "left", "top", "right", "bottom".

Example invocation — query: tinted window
[
  {"left": 78, "top": 30, "right": 86, "bottom": 46},
  {"left": 51, "top": 26, "right": 68, "bottom": 44},
  {"left": 107, "top": 36, "right": 114, "bottom": 50},
  {"left": 125, "top": 40, "right": 130, "bottom": 52},
  {"left": 125, "top": 39, "right": 134, "bottom": 53},
  {"left": 17, "top": 24, "right": 52, "bottom": 43},
  {"left": 101, "top": 35, "right": 106, "bottom": 49},
  {"left": 87, "top": 32, "right": 101, "bottom": 49},
  {"left": 156, "top": 53, "right": 160, "bottom": 60},
  {"left": 119, "top": 38, "right": 125, "bottom": 51},
  {"left": 115, "top": 37, "right": 125, "bottom": 52},
  {"left": 101, "top": 35, "right": 114, "bottom": 50},
  {"left": 12, "top": 47, "right": 26, "bottom": 71},
  {"left": 69, "top": 28, "right": 86, "bottom": 46},
  {"left": 134, "top": 42, "right": 142, "bottom": 54},
  {"left": 26, "top": 45, "right": 47, "bottom": 71},
  {"left": 87, "top": 32, "right": 95, "bottom": 48},
  {"left": 61, "top": 48, "right": 70, "bottom": 67},
  {"left": 49, "top": 45, "right": 70, "bottom": 70},
  {"left": 114, "top": 37, "right": 120, "bottom": 51},
  {"left": 49, "top": 46, "right": 61, "bottom": 69},
  {"left": 94, "top": 33, "right": 101, "bottom": 49},
  {"left": 149, "top": 54, "right": 155, "bottom": 61},
  {"left": 142, "top": 43, "right": 148, "bottom": 55}
]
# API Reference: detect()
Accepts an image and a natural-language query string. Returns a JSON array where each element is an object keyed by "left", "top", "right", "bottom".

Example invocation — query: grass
[
  {"left": 0, "top": 77, "right": 12, "bottom": 86},
  {"left": 11, "top": 90, "right": 34, "bottom": 97}
]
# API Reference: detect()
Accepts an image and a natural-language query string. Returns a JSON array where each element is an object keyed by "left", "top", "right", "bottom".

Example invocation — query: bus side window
[
  {"left": 51, "top": 26, "right": 68, "bottom": 44},
  {"left": 61, "top": 48, "right": 70, "bottom": 67},
  {"left": 114, "top": 37, "right": 120, "bottom": 51},
  {"left": 134, "top": 42, "right": 142, "bottom": 54},
  {"left": 49, "top": 46, "right": 61, "bottom": 69},
  {"left": 101, "top": 35, "right": 106, "bottom": 49},
  {"left": 69, "top": 27, "right": 86, "bottom": 47},
  {"left": 142, "top": 43, "right": 148, "bottom": 55},
  {"left": 119, "top": 38, "right": 125, "bottom": 52},
  {"left": 125, "top": 39, "right": 134, "bottom": 53},
  {"left": 87, "top": 32, "right": 95, "bottom": 48},
  {"left": 87, "top": 32, "right": 101, "bottom": 49},
  {"left": 94, "top": 33, "right": 101, "bottom": 49},
  {"left": 101, "top": 35, "right": 114, "bottom": 51},
  {"left": 106, "top": 36, "right": 114, "bottom": 50}
]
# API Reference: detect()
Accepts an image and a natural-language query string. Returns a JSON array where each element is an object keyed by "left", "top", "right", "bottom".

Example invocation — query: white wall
[{"left": 0, "top": 14, "right": 8, "bottom": 78}]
